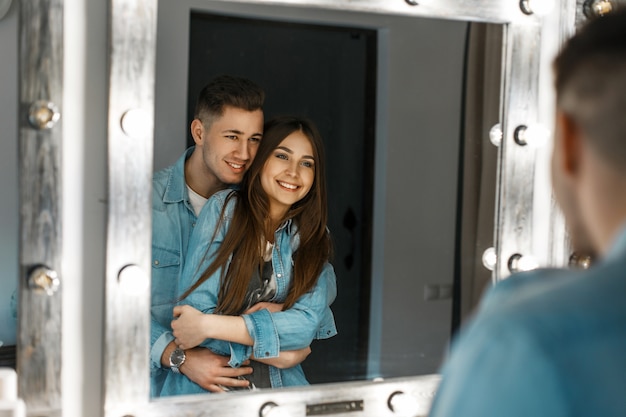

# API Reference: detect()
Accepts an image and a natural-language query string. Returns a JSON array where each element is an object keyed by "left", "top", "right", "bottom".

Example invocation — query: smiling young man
[{"left": 150, "top": 75, "right": 265, "bottom": 396}]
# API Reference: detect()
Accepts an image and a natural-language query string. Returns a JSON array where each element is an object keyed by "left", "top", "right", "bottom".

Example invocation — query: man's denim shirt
[
  {"left": 157, "top": 189, "right": 338, "bottom": 396},
  {"left": 429, "top": 226, "right": 626, "bottom": 417},
  {"left": 150, "top": 147, "right": 197, "bottom": 396}
]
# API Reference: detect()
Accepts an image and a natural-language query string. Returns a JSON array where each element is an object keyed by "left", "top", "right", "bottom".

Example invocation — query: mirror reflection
[
  {"left": 0, "top": 2, "right": 18, "bottom": 369},
  {"left": 151, "top": 1, "right": 502, "bottom": 398}
]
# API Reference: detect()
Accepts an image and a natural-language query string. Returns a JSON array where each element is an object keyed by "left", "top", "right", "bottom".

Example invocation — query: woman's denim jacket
[{"left": 158, "top": 189, "right": 338, "bottom": 396}]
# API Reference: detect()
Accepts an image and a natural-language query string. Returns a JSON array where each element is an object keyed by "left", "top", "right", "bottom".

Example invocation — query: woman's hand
[
  {"left": 172, "top": 305, "right": 210, "bottom": 349},
  {"left": 244, "top": 302, "right": 284, "bottom": 314}
]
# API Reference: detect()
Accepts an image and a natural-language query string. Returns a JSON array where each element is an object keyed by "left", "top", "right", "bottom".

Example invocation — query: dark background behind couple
[{"left": 186, "top": 12, "right": 377, "bottom": 383}]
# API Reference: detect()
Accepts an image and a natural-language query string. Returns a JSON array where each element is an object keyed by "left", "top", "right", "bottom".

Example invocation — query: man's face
[{"left": 196, "top": 105, "right": 264, "bottom": 186}]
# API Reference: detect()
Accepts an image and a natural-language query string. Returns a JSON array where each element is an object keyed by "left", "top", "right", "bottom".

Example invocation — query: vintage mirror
[
  {"left": 9, "top": 0, "right": 599, "bottom": 416},
  {"left": 103, "top": 1, "right": 580, "bottom": 416}
]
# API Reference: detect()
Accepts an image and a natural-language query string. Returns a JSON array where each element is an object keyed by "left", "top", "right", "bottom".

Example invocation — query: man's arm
[
  {"left": 172, "top": 302, "right": 311, "bottom": 369},
  {"left": 173, "top": 263, "right": 336, "bottom": 363},
  {"left": 159, "top": 340, "right": 252, "bottom": 392}
]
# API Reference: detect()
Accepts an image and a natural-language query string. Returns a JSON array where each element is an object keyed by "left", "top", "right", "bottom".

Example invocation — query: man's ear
[
  {"left": 190, "top": 119, "right": 204, "bottom": 145},
  {"left": 556, "top": 111, "right": 582, "bottom": 176}
]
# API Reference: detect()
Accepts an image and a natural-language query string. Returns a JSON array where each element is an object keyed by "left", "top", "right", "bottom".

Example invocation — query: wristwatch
[{"left": 169, "top": 347, "right": 186, "bottom": 374}]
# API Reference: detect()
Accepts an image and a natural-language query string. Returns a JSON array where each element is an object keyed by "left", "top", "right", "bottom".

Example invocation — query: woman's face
[{"left": 261, "top": 130, "right": 315, "bottom": 219}]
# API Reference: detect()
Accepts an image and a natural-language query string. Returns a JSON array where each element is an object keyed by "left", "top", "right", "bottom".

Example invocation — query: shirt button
[
  {"left": 265, "top": 352, "right": 270, "bottom": 357},
  {"left": 192, "top": 222, "right": 196, "bottom": 227},
  {"left": 276, "top": 274, "right": 282, "bottom": 278},
  {"left": 153, "top": 260, "right": 159, "bottom": 266}
]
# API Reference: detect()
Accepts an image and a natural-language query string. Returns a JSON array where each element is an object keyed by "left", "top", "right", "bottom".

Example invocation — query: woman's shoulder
[
  {"left": 212, "top": 188, "right": 238, "bottom": 201},
  {"left": 204, "top": 189, "right": 239, "bottom": 214}
]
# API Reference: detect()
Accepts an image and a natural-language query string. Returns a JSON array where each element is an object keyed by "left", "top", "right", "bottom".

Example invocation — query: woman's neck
[{"left": 265, "top": 206, "right": 289, "bottom": 242}]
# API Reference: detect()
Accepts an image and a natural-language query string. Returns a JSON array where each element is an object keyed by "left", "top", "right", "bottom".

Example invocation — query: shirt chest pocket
[
  {"left": 152, "top": 246, "right": 180, "bottom": 269},
  {"left": 151, "top": 246, "right": 181, "bottom": 307}
]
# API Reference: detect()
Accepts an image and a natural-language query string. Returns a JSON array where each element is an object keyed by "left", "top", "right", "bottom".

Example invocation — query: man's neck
[
  {"left": 184, "top": 152, "right": 223, "bottom": 199},
  {"left": 586, "top": 171, "right": 626, "bottom": 256}
]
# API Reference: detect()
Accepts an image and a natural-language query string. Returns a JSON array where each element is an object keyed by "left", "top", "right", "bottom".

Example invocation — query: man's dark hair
[
  {"left": 554, "top": 7, "right": 626, "bottom": 170},
  {"left": 194, "top": 74, "right": 265, "bottom": 127}
]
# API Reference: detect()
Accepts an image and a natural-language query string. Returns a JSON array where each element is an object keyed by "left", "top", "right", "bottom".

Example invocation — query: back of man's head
[
  {"left": 194, "top": 74, "right": 265, "bottom": 126},
  {"left": 554, "top": 7, "right": 626, "bottom": 172}
]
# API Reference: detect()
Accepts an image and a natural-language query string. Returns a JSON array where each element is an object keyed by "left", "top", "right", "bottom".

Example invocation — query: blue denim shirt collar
[
  {"left": 163, "top": 146, "right": 194, "bottom": 204},
  {"left": 277, "top": 217, "right": 296, "bottom": 236}
]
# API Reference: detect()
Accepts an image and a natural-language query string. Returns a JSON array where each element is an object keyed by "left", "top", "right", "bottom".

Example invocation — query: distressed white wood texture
[
  {"left": 17, "top": 0, "right": 63, "bottom": 416},
  {"left": 103, "top": 0, "right": 157, "bottom": 415}
]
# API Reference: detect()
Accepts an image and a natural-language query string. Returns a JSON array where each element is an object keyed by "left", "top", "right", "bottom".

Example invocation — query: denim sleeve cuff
[
  {"left": 151, "top": 331, "right": 175, "bottom": 370},
  {"left": 243, "top": 309, "right": 279, "bottom": 359},
  {"left": 227, "top": 343, "right": 252, "bottom": 368}
]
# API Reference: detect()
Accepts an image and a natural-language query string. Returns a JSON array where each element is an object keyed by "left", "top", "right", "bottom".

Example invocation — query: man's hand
[{"left": 181, "top": 347, "right": 253, "bottom": 393}]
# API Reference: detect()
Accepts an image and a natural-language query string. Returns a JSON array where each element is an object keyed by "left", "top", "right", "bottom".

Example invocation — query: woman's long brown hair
[{"left": 180, "top": 116, "right": 333, "bottom": 314}]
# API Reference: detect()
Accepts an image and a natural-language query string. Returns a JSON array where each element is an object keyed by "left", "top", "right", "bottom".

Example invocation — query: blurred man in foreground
[{"left": 429, "top": 8, "right": 626, "bottom": 417}]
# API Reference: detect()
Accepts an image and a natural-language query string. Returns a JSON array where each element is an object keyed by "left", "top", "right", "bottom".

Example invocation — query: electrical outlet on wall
[{"left": 424, "top": 284, "right": 453, "bottom": 301}]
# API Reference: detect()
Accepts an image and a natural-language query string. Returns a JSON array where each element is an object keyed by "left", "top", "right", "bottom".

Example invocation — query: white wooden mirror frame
[
  {"left": 15, "top": 0, "right": 594, "bottom": 416},
  {"left": 104, "top": 1, "right": 577, "bottom": 416}
]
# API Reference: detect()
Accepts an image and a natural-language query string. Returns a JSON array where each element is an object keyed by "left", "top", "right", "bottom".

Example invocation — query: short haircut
[
  {"left": 554, "top": 7, "right": 626, "bottom": 170},
  {"left": 193, "top": 74, "right": 265, "bottom": 127}
]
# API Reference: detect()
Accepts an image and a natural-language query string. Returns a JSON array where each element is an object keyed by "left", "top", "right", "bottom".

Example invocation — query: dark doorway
[{"left": 187, "top": 12, "right": 377, "bottom": 383}]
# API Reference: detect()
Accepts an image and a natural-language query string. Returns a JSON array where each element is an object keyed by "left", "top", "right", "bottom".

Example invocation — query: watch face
[{"left": 171, "top": 348, "right": 185, "bottom": 366}]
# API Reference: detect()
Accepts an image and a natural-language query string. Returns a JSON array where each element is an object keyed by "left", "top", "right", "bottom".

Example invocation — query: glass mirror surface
[
  {"left": 153, "top": 0, "right": 500, "bottom": 396},
  {"left": 0, "top": 3, "right": 18, "bottom": 367}
]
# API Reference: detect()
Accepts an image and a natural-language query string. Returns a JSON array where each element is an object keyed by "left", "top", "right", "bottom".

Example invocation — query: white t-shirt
[{"left": 186, "top": 185, "right": 208, "bottom": 216}]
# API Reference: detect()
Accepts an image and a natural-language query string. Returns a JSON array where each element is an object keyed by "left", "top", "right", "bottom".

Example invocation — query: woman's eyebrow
[
  {"left": 276, "top": 146, "right": 314, "bottom": 160},
  {"left": 276, "top": 145, "right": 293, "bottom": 154}
]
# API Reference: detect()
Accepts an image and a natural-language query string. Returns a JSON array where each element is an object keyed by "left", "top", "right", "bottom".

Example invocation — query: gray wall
[
  {"left": 154, "top": 1, "right": 466, "bottom": 378},
  {"left": 0, "top": 0, "right": 18, "bottom": 347}
]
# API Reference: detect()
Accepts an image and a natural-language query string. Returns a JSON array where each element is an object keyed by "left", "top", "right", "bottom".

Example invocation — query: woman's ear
[{"left": 190, "top": 119, "right": 204, "bottom": 145}]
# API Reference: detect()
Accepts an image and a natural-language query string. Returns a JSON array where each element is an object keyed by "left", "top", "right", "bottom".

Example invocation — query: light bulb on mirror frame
[
  {"left": 508, "top": 253, "right": 539, "bottom": 274},
  {"left": 118, "top": 264, "right": 149, "bottom": 295},
  {"left": 28, "top": 100, "right": 61, "bottom": 130},
  {"left": 388, "top": 391, "right": 428, "bottom": 416},
  {"left": 259, "top": 402, "right": 290, "bottom": 417},
  {"left": 583, "top": 0, "right": 615, "bottom": 18},
  {"left": 482, "top": 247, "right": 497, "bottom": 271},
  {"left": 489, "top": 123, "right": 502, "bottom": 147},
  {"left": 568, "top": 252, "right": 594, "bottom": 269},
  {"left": 120, "top": 108, "right": 151, "bottom": 139},
  {"left": 513, "top": 124, "right": 551, "bottom": 148},
  {"left": 519, "top": 0, "right": 556, "bottom": 16}
]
